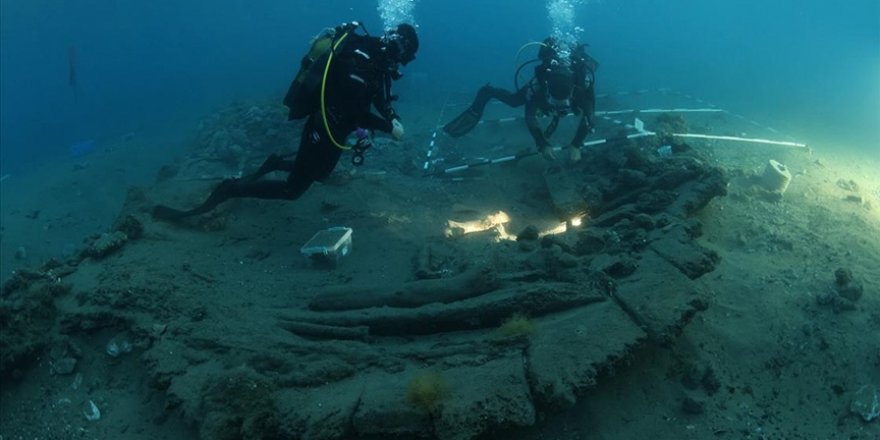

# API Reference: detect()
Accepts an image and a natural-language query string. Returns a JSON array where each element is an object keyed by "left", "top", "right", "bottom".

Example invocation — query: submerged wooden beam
[
  {"left": 279, "top": 321, "right": 370, "bottom": 341},
  {"left": 285, "top": 282, "right": 606, "bottom": 337},
  {"left": 308, "top": 265, "right": 500, "bottom": 311}
]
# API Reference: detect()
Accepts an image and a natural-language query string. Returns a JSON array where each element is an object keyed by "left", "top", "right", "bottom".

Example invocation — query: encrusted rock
[
  {"left": 516, "top": 225, "right": 540, "bottom": 241},
  {"left": 114, "top": 214, "right": 144, "bottom": 240},
  {"left": 819, "top": 268, "right": 864, "bottom": 312},
  {"left": 85, "top": 231, "right": 128, "bottom": 259},
  {"left": 834, "top": 268, "right": 863, "bottom": 302}
]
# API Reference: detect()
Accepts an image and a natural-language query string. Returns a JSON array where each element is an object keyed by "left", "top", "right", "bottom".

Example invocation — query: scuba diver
[
  {"left": 153, "top": 22, "right": 419, "bottom": 221},
  {"left": 443, "top": 37, "right": 597, "bottom": 163}
]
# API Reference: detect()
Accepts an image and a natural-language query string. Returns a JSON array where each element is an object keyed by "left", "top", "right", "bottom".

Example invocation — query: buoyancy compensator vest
[{"left": 283, "top": 22, "right": 361, "bottom": 121}]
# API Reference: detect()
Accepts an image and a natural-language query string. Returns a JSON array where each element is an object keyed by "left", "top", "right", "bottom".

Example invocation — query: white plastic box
[{"left": 300, "top": 227, "right": 353, "bottom": 267}]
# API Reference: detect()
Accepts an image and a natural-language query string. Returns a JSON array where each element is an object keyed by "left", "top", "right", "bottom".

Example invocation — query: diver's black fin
[
  {"left": 443, "top": 109, "right": 482, "bottom": 138},
  {"left": 152, "top": 179, "right": 242, "bottom": 222},
  {"left": 152, "top": 205, "right": 190, "bottom": 221}
]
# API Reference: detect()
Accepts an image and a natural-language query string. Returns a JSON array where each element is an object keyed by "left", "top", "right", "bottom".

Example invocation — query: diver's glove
[
  {"left": 539, "top": 145, "right": 557, "bottom": 161},
  {"left": 391, "top": 119, "right": 405, "bottom": 140},
  {"left": 568, "top": 145, "right": 582, "bottom": 163}
]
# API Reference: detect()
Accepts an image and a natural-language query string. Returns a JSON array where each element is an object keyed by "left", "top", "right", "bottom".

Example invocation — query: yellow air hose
[{"left": 321, "top": 31, "right": 352, "bottom": 150}]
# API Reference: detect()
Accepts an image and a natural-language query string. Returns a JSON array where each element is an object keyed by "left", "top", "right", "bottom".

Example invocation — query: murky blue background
[{"left": 1, "top": 0, "right": 877, "bottom": 175}]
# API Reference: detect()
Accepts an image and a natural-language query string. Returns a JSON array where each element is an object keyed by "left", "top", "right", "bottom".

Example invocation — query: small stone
[
  {"left": 682, "top": 396, "right": 705, "bottom": 414},
  {"left": 516, "top": 225, "right": 540, "bottom": 241},
  {"left": 816, "top": 291, "right": 835, "bottom": 305},
  {"left": 831, "top": 296, "right": 857, "bottom": 313},
  {"left": 760, "top": 160, "right": 792, "bottom": 194},
  {"left": 834, "top": 268, "right": 863, "bottom": 302},
  {"left": 603, "top": 258, "right": 637, "bottom": 279},
  {"left": 557, "top": 252, "right": 580, "bottom": 268},
  {"left": 843, "top": 194, "right": 865, "bottom": 205},
  {"left": 574, "top": 231, "right": 606, "bottom": 255},
  {"left": 681, "top": 365, "right": 701, "bottom": 390},
  {"left": 850, "top": 385, "right": 879, "bottom": 422},
  {"left": 71, "top": 373, "right": 83, "bottom": 390},
  {"left": 518, "top": 241, "right": 536, "bottom": 252},
  {"left": 633, "top": 214, "right": 656, "bottom": 230},
  {"left": 837, "top": 284, "right": 863, "bottom": 302},
  {"left": 835, "top": 268, "right": 853, "bottom": 286},
  {"left": 51, "top": 357, "right": 77, "bottom": 375},
  {"left": 83, "top": 399, "right": 101, "bottom": 422},
  {"left": 106, "top": 336, "right": 133, "bottom": 357},
  {"left": 836, "top": 179, "right": 860, "bottom": 192},
  {"left": 114, "top": 215, "right": 144, "bottom": 240},
  {"left": 701, "top": 367, "right": 721, "bottom": 395},
  {"left": 151, "top": 323, "right": 168, "bottom": 337}
]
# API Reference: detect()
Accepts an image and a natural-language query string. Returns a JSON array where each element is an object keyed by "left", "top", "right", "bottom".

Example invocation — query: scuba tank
[{"left": 283, "top": 22, "right": 362, "bottom": 120}]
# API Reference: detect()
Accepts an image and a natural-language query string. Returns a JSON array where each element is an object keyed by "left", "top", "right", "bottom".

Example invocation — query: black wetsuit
[
  {"left": 445, "top": 46, "right": 597, "bottom": 151},
  {"left": 154, "top": 33, "right": 400, "bottom": 220},
  {"left": 245, "top": 34, "right": 398, "bottom": 198}
]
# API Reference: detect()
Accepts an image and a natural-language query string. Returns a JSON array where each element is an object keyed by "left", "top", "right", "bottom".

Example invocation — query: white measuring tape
[{"left": 423, "top": 87, "right": 809, "bottom": 175}]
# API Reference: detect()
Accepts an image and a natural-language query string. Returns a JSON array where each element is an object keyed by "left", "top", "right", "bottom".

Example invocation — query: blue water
[
  {"left": 0, "top": 3, "right": 878, "bottom": 438},
  {"left": 1, "top": 0, "right": 878, "bottom": 175}
]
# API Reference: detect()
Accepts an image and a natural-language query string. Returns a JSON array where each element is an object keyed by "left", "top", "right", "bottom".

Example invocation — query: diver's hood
[
  {"left": 546, "top": 62, "right": 575, "bottom": 101},
  {"left": 383, "top": 23, "right": 419, "bottom": 66}
]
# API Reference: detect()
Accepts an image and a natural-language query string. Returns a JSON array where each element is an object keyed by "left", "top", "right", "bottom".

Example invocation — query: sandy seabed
[{"left": 1, "top": 95, "right": 878, "bottom": 440}]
